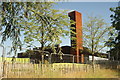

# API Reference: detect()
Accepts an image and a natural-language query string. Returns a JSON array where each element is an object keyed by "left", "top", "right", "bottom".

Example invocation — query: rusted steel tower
[{"left": 68, "top": 11, "right": 84, "bottom": 63}]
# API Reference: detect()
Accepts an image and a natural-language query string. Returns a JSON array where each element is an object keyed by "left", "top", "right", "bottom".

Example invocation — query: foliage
[
  {"left": 110, "top": 6, "right": 120, "bottom": 45},
  {"left": 110, "top": 7, "right": 120, "bottom": 30},
  {"left": 0, "top": 2, "right": 25, "bottom": 55},
  {"left": 106, "top": 6, "right": 120, "bottom": 60},
  {"left": 0, "top": 2, "right": 71, "bottom": 56},
  {"left": 21, "top": 2, "right": 71, "bottom": 52},
  {"left": 83, "top": 16, "right": 112, "bottom": 61}
]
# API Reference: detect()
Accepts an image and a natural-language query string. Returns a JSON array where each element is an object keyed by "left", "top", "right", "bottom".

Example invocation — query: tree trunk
[
  {"left": 91, "top": 39, "right": 94, "bottom": 63},
  {"left": 42, "top": 54, "right": 44, "bottom": 64},
  {"left": 92, "top": 53, "right": 95, "bottom": 73},
  {"left": 92, "top": 54, "right": 94, "bottom": 63},
  {"left": 41, "top": 43, "right": 44, "bottom": 64}
]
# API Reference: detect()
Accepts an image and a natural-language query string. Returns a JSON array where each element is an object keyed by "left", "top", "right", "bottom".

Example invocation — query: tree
[
  {"left": 20, "top": 2, "right": 72, "bottom": 64},
  {"left": 0, "top": 2, "right": 39, "bottom": 55},
  {"left": 107, "top": 6, "right": 120, "bottom": 60},
  {"left": 0, "top": 2, "right": 71, "bottom": 56},
  {"left": 83, "top": 16, "right": 112, "bottom": 62},
  {"left": 0, "top": 2, "right": 25, "bottom": 55},
  {"left": 21, "top": 2, "right": 71, "bottom": 52}
]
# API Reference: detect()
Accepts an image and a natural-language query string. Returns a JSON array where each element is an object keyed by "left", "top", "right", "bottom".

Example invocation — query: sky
[
  {"left": 54, "top": 2, "right": 118, "bottom": 46},
  {"left": 0, "top": 2, "right": 119, "bottom": 57}
]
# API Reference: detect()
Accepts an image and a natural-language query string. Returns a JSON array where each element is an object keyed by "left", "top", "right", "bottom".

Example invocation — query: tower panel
[{"left": 68, "top": 11, "right": 83, "bottom": 63}]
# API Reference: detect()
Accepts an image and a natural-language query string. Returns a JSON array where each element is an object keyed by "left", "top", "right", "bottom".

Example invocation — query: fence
[
  {"left": 0, "top": 54, "right": 120, "bottom": 78},
  {"left": 49, "top": 53, "right": 79, "bottom": 63},
  {"left": 0, "top": 60, "right": 120, "bottom": 78},
  {"left": 29, "top": 53, "right": 86, "bottom": 64}
]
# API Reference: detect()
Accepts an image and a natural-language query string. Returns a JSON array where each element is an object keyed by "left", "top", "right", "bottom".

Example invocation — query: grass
[
  {"left": 7, "top": 68, "right": 119, "bottom": 78},
  {"left": 1, "top": 63, "right": 119, "bottom": 78},
  {"left": 64, "top": 69, "right": 119, "bottom": 78}
]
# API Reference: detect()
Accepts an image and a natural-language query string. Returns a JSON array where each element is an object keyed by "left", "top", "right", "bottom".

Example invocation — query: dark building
[{"left": 18, "top": 52, "right": 29, "bottom": 58}]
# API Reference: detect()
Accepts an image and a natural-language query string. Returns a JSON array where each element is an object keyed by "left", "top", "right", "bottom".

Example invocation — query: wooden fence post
[
  {"left": 72, "top": 55, "right": 75, "bottom": 71},
  {"left": 2, "top": 60, "right": 6, "bottom": 78}
]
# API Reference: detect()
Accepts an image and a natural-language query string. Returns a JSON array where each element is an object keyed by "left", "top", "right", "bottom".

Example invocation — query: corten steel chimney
[{"left": 68, "top": 11, "right": 84, "bottom": 63}]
